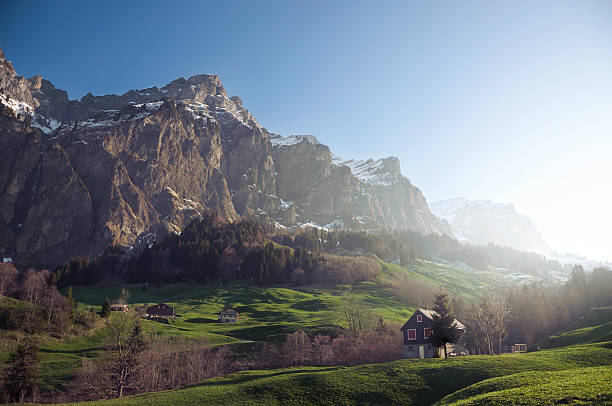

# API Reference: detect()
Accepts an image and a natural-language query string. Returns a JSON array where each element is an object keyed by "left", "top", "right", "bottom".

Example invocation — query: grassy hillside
[
  {"left": 381, "top": 260, "right": 513, "bottom": 301},
  {"left": 0, "top": 258, "right": 546, "bottom": 394},
  {"left": 438, "top": 366, "right": 611, "bottom": 405},
  {"left": 545, "top": 307, "right": 612, "bottom": 348},
  {"left": 50, "top": 342, "right": 612, "bottom": 406},
  {"left": 1, "top": 259, "right": 580, "bottom": 399},
  {"left": 69, "top": 280, "right": 414, "bottom": 345},
  {"left": 0, "top": 279, "right": 413, "bottom": 392}
]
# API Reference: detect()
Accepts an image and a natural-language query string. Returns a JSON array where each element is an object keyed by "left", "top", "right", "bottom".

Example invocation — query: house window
[
  {"left": 424, "top": 328, "right": 432, "bottom": 339},
  {"left": 417, "top": 315, "right": 422, "bottom": 323},
  {"left": 407, "top": 329, "right": 416, "bottom": 340},
  {"left": 407, "top": 345, "right": 414, "bottom": 351}
]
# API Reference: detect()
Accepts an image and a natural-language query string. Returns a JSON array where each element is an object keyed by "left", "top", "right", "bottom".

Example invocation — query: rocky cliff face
[
  {"left": 0, "top": 47, "right": 448, "bottom": 267},
  {"left": 430, "top": 198, "right": 551, "bottom": 254}
]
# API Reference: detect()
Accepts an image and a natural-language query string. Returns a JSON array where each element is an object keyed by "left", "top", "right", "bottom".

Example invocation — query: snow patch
[
  {"left": 333, "top": 157, "right": 399, "bottom": 186},
  {"left": 279, "top": 198, "right": 294, "bottom": 210},
  {"left": 269, "top": 134, "right": 321, "bottom": 147},
  {"left": 323, "top": 218, "right": 344, "bottom": 230},
  {"left": 299, "top": 221, "right": 326, "bottom": 230},
  {"left": 31, "top": 115, "right": 61, "bottom": 134},
  {"left": 0, "top": 94, "right": 34, "bottom": 120},
  {"left": 165, "top": 186, "right": 180, "bottom": 199}
]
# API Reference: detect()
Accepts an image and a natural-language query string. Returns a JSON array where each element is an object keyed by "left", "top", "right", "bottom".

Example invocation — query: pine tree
[
  {"left": 66, "top": 286, "right": 76, "bottom": 321},
  {"left": 4, "top": 338, "right": 38, "bottom": 403},
  {"left": 428, "top": 290, "right": 460, "bottom": 359},
  {"left": 101, "top": 298, "right": 111, "bottom": 318}
]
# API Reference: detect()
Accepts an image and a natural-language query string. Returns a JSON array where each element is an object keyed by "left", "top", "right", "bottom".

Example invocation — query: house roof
[
  {"left": 219, "top": 308, "right": 238, "bottom": 315},
  {"left": 146, "top": 303, "right": 174, "bottom": 315},
  {"left": 400, "top": 308, "right": 465, "bottom": 330}
]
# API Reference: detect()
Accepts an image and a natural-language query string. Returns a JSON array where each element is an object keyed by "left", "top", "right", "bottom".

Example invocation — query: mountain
[
  {"left": 0, "top": 47, "right": 448, "bottom": 267},
  {"left": 429, "top": 197, "right": 551, "bottom": 254}
]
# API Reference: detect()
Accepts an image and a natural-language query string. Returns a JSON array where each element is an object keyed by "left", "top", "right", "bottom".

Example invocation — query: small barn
[
  {"left": 145, "top": 303, "right": 175, "bottom": 318},
  {"left": 399, "top": 308, "right": 466, "bottom": 359},
  {"left": 111, "top": 304, "right": 129, "bottom": 312},
  {"left": 218, "top": 308, "right": 239, "bottom": 323}
]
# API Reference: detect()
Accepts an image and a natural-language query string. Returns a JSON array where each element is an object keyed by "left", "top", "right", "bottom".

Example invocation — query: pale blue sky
[{"left": 2, "top": 1, "right": 611, "bottom": 259}]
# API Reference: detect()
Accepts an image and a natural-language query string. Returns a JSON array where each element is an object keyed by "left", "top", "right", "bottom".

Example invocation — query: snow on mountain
[
  {"left": 332, "top": 156, "right": 401, "bottom": 186},
  {"left": 0, "top": 93, "right": 34, "bottom": 120},
  {"left": 430, "top": 198, "right": 551, "bottom": 254},
  {"left": 269, "top": 134, "right": 321, "bottom": 147}
]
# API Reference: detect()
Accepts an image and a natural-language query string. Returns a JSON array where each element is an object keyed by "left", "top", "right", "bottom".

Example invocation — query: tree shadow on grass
[
  {"left": 184, "top": 317, "right": 217, "bottom": 324},
  {"left": 220, "top": 325, "right": 297, "bottom": 342},
  {"left": 290, "top": 299, "right": 330, "bottom": 312},
  {"left": 186, "top": 366, "right": 345, "bottom": 389},
  {"left": 39, "top": 347, "right": 104, "bottom": 356}
]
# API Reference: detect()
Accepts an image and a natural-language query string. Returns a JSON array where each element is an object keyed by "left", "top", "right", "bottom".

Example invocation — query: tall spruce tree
[
  {"left": 4, "top": 338, "right": 38, "bottom": 403},
  {"left": 101, "top": 298, "right": 111, "bottom": 318},
  {"left": 429, "top": 290, "right": 460, "bottom": 358},
  {"left": 66, "top": 286, "right": 76, "bottom": 321}
]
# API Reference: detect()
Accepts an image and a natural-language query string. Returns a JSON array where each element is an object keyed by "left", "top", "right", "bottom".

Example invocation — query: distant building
[
  {"left": 145, "top": 303, "right": 175, "bottom": 318},
  {"left": 218, "top": 308, "right": 239, "bottom": 323},
  {"left": 399, "top": 308, "right": 466, "bottom": 359},
  {"left": 110, "top": 304, "right": 129, "bottom": 312}
]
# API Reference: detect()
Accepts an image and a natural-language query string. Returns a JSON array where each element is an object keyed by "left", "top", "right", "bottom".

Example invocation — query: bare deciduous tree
[
  {"left": 486, "top": 288, "right": 510, "bottom": 354},
  {"left": 340, "top": 291, "right": 375, "bottom": 336},
  {"left": 282, "top": 330, "right": 312, "bottom": 366},
  {"left": 0, "top": 263, "right": 18, "bottom": 298}
]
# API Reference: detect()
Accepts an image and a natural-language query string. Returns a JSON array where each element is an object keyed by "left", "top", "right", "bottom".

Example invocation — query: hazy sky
[{"left": 2, "top": 1, "right": 611, "bottom": 260}]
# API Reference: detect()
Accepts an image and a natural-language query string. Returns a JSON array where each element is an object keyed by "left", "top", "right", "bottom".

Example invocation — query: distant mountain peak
[{"left": 430, "top": 198, "right": 551, "bottom": 254}]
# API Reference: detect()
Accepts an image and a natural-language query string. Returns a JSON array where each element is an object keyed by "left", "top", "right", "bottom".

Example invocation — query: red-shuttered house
[{"left": 399, "top": 308, "right": 465, "bottom": 358}]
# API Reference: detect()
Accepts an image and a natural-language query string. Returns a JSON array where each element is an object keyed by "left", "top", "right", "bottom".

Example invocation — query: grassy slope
[
  {"left": 436, "top": 307, "right": 612, "bottom": 405},
  {"left": 69, "top": 280, "right": 413, "bottom": 345},
  {"left": 0, "top": 259, "right": 556, "bottom": 396},
  {"left": 0, "top": 297, "right": 109, "bottom": 391},
  {"left": 53, "top": 342, "right": 612, "bottom": 406},
  {"left": 386, "top": 259, "right": 516, "bottom": 302},
  {"left": 1, "top": 274, "right": 415, "bottom": 392},
  {"left": 545, "top": 307, "right": 612, "bottom": 348},
  {"left": 438, "top": 366, "right": 612, "bottom": 405}
]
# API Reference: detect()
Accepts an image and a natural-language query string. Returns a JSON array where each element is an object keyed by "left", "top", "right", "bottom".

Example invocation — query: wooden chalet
[
  {"left": 218, "top": 308, "right": 239, "bottom": 323},
  {"left": 145, "top": 303, "right": 175, "bottom": 318},
  {"left": 399, "top": 308, "right": 466, "bottom": 359},
  {"left": 110, "top": 304, "right": 129, "bottom": 312}
]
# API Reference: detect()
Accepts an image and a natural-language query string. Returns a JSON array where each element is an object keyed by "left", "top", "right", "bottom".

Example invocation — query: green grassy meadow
[
  {"left": 4, "top": 261, "right": 609, "bottom": 404},
  {"left": 438, "top": 366, "right": 611, "bottom": 405},
  {"left": 52, "top": 342, "right": 612, "bottom": 406},
  {"left": 545, "top": 307, "right": 612, "bottom": 348},
  {"left": 2, "top": 264, "right": 419, "bottom": 393}
]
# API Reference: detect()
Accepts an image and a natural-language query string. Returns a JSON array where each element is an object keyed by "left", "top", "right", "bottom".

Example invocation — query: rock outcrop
[{"left": 0, "top": 47, "right": 448, "bottom": 267}]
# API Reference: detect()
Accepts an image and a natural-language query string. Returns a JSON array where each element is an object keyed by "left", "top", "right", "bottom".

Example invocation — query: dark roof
[
  {"left": 400, "top": 308, "right": 465, "bottom": 330},
  {"left": 146, "top": 303, "right": 174, "bottom": 316},
  {"left": 219, "top": 308, "right": 238, "bottom": 315}
]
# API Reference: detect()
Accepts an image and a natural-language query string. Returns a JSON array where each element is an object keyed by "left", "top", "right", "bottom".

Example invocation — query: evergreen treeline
[
  {"left": 275, "top": 228, "right": 564, "bottom": 278},
  {"left": 455, "top": 265, "right": 612, "bottom": 354},
  {"left": 52, "top": 216, "right": 568, "bottom": 288},
  {"left": 53, "top": 214, "right": 321, "bottom": 287}
]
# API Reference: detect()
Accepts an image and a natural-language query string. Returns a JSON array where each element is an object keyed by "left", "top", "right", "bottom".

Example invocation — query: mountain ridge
[{"left": 0, "top": 47, "right": 449, "bottom": 267}]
